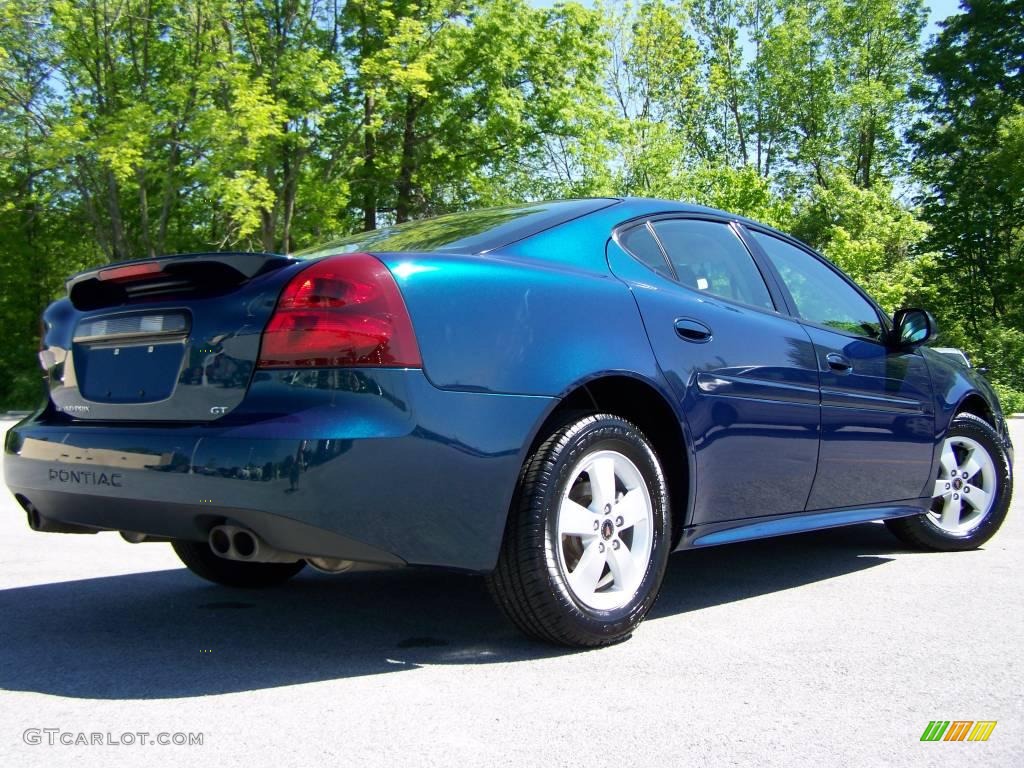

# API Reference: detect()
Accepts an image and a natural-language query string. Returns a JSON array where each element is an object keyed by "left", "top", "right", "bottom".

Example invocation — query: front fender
[{"left": 922, "top": 347, "right": 1013, "bottom": 467}]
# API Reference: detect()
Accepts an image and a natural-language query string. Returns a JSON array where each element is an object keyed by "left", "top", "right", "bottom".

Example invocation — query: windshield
[{"left": 295, "top": 199, "right": 619, "bottom": 258}]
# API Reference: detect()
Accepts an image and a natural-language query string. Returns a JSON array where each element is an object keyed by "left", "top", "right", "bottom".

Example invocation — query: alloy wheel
[
  {"left": 556, "top": 449, "right": 654, "bottom": 610},
  {"left": 929, "top": 434, "right": 997, "bottom": 534}
]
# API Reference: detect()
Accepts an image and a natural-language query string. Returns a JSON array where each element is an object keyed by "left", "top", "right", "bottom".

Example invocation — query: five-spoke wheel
[
  {"left": 487, "top": 414, "right": 671, "bottom": 647},
  {"left": 886, "top": 412, "right": 1011, "bottom": 550},
  {"left": 557, "top": 450, "right": 653, "bottom": 610},
  {"left": 930, "top": 434, "right": 997, "bottom": 534}
]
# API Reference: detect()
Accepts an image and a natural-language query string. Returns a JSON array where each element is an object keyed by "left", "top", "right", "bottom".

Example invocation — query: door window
[
  {"left": 617, "top": 224, "right": 674, "bottom": 280},
  {"left": 650, "top": 220, "right": 775, "bottom": 310},
  {"left": 751, "top": 231, "right": 884, "bottom": 340}
]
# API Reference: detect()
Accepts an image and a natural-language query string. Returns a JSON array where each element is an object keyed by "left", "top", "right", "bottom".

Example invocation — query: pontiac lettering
[{"left": 48, "top": 468, "right": 123, "bottom": 487}]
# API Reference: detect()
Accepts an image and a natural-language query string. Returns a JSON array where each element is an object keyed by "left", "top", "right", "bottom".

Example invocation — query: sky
[
  {"left": 924, "top": 0, "right": 963, "bottom": 36},
  {"left": 525, "top": 0, "right": 966, "bottom": 41}
]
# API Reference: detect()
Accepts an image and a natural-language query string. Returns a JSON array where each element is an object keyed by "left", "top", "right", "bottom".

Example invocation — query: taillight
[
  {"left": 97, "top": 261, "right": 164, "bottom": 282},
  {"left": 257, "top": 253, "right": 421, "bottom": 369}
]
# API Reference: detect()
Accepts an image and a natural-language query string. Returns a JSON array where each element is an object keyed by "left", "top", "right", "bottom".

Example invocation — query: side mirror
[{"left": 892, "top": 308, "right": 936, "bottom": 349}]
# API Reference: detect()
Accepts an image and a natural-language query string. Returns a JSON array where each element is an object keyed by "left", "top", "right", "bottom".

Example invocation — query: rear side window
[
  {"left": 651, "top": 220, "right": 774, "bottom": 310},
  {"left": 751, "top": 231, "right": 884, "bottom": 340},
  {"left": 618, "top": 224, "right": 674, "bottom": 280}
]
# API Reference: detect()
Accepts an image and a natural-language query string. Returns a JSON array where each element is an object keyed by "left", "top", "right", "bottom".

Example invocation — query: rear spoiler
[{"left": 66, "top": 252, "right": 295, "bottom": 310}]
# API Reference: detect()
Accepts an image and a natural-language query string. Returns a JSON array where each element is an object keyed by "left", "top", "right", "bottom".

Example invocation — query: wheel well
[
  {"left": 531, "top": 376, "right": 689, "bottom": 548},
  {"left": 958, "top": 393, "right": 996, "bottom": 428}
]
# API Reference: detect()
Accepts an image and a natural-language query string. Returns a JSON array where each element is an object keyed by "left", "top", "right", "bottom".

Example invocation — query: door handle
[
  {"left": 825, "top": 352, "right": 853, "bottom": 374},
  {"left": 674, "top": 318, "right": 712, "bottom": 343}
]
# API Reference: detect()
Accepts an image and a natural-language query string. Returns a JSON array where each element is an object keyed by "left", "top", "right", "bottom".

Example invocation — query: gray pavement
[{"left": 0, "top": 418, "right": 1021, "bottom": 767}]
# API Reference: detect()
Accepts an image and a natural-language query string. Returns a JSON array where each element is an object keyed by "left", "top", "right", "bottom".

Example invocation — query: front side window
[
  {"left": 650, "top": 219, "right": 775, "bottom": 310},
  {"left": 751, "top": 231, "right": 884, "bottom": 340}
]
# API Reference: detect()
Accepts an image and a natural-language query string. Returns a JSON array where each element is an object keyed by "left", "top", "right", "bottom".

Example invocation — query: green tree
[
  {"left": 911, "top": 0, "right": 1024, "bottom": 399},
  {"left": 343, "top": 0, "right": 611, "bottom": 227},
  {"left": 791, "top": 174, "right": 937, "bottom": 312},
  {"left": 605, "top": 0, "right": 702, "bottom": 193},
  {"left": 829, "top": 0, "right": 926, "bottom": 188},
  {"left": 0, "top": 0, "right": 94, "bottom": 407},
  {"left": 0, "top": 0, "right": 1020, "bottom": 413}
]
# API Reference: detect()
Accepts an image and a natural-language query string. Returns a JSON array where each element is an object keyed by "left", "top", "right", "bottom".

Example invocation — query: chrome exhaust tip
[
  {"left": 120, "top": 531, "right": 170, "bottom": 544},
  {"left": 15, "top": 494, "right": 96, "bottom": 534},
  {"left": 305, "top": 557, "right": 357, "bottom": 574},
  {"left": 207, "top": 524, "right": 301, "bottom": 564},
  {"left": 231, "top": 529, "right": 257, "bottom": 559},
  {"left": 209, "top": 526, "right": 232, "bottom": 556}
]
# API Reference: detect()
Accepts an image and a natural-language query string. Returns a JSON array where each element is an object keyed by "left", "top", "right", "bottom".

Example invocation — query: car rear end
[{"left": 3, "top": 249, "right": 551, "bottom": 572}]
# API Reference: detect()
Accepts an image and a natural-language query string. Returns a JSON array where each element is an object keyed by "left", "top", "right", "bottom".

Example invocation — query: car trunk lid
[{"left": 44, "top": 252, "right": 300, "bottom": 422}]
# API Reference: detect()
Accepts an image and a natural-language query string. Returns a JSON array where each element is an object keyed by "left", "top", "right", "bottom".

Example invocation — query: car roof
[
  {"left": 618, "top": 197, "right": 792, "bottom": 236},
  {"left": 295, "top": 197, "right": 798, "bottom": 259}
]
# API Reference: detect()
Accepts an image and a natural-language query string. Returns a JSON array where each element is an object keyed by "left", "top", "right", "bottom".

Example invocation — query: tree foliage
[
  {"left": 0, "top": 0, "right": 1022, "bottom": 411},
  {"left": 911, "top": 0, "right": 1024, "bottom": 404}
]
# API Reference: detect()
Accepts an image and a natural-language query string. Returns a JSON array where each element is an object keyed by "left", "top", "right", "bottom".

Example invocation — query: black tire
[
  {"left": 486, "top": 414, "right": 672, "bottom": 647},
  {"left": 171, "top": 540, "right": 306, "bottom": 588},
  {"left": 885, "top": 413, "right": 1012, "bottom": 551}
]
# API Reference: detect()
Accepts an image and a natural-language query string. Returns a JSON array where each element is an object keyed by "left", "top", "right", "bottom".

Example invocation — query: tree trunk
[
  {"left": 155, "top": 140, "right": 180, "bottom": 255},
  {"left": 860, "top": 120, "right": 875, "bottom": 189},
  {"left": 279, "top": 124, "right": 303, "bottom": 253},
  {"left": 136, "top": 166, "right": 153, "bottom": 257},
  {"left": 105, "top": 169, "right": 128, "bottom": 260},
  {"left": 281, "top": 151, "right": 298, "bottom": 254},
  {"left": 395, "top": 96, "right": 419, "bottom": 223},
  {"left": 730, "top": 97, "right": 747, "bottom": 167},
  {"left": 362, "top": 94, "right": 377, "bottom": 231},
  {"left": 73, "top": 159, "right": 111, "bottom": 261},
  {"left": 261, "top": 206, "right": 276, "bottom": 253}
]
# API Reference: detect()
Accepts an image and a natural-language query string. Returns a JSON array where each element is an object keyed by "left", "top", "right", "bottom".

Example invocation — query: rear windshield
[{"left": 295, "top": 199, "right": 619, "bottom": 258}]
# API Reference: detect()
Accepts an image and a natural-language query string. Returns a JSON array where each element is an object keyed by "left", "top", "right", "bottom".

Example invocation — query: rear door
[
  {"left": 747, "top": 229, "right": 935, "bottom": 509},
  {"left": 607, "top": 216, "right": 821, "bottom": 525}
]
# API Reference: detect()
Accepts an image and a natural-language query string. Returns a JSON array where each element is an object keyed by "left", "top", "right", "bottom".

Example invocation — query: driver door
[{"left": 747, "top": 229, "right": 935, "bottom": 509}]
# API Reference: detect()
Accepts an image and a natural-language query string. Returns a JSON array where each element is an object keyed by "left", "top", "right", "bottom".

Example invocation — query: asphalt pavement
[{"left": 0, "top": 418, "right": 1021, "bottom": 767}]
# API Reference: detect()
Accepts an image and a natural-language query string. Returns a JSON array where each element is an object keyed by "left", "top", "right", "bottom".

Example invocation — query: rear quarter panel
[
  {"left": 374, "top": 252, "right": 662, "bottom": 398},
  {"left": 372, "top": 199, "right": 689, "bottom": 398}
]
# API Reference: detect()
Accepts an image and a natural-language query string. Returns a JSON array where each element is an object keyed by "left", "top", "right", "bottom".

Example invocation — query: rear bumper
[{"left": 4, "top": 369, "right": 554, "bottom": 572}]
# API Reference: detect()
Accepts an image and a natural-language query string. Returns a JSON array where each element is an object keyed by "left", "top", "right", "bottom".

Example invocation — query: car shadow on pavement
[{"left": 0, "top": 522, "right": 907, "bottom": 700}]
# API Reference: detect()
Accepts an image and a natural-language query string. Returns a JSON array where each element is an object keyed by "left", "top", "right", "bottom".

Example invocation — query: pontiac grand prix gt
[{"left": 3, "top": 198, "right": 1013, "bottom": 646}]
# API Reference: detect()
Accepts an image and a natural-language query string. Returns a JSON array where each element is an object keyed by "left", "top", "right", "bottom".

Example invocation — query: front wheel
[
  {"left": 885, "top": 413, "right": 1012, "bottom": 551},
  {"left": 486, "top": 414, "right": 672, "bottom": 647}
]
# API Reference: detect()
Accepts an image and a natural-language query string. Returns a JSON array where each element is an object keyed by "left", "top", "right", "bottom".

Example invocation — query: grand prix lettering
[
  {"left": 57, "top": 405, "right": 90, "bottom": 413},
  {"left": 48, "top": 468, "right": 123, "bottom": 487}
]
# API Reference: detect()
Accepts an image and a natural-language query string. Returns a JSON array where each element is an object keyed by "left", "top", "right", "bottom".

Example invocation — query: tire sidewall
[
  {"left": 918, "top": 415, "right": 1012, "bottom": 547},
  {"left": 540, "top": 416, "right": 671, "bottom": 640}
]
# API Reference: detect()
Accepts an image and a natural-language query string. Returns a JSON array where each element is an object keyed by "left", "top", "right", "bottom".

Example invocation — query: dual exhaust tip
[
  {"left": 208, "top": 524, "right": 300, "bottom": 564},
  {"left": 15, "top": 494, "right": 358, "bottom": 573},
  {"left": 206, "top": 524, "right": 356, "bottom": 573}
]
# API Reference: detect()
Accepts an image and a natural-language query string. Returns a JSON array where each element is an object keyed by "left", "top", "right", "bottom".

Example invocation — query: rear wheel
[
  {"left": 885, "top": 413, "right": 1012, "bottom": 551},
  {"left": 486, "top": 414, "right": 672, "bottom": 647},
  {"left": 171, "top": 540, "right": 306, "bottom": 588}
]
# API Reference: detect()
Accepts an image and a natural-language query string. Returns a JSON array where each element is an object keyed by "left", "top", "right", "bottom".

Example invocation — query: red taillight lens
[
  {"left": 257, "top": 253, "right": 421, "bottom": 369},
  {"left": 98, "top": 261, "right": 164, "bottom": 282}
]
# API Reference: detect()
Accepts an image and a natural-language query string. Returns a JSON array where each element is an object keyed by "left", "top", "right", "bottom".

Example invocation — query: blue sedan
[{"left": 3, "top": 198, "right": 1014, "bottom": 646}]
